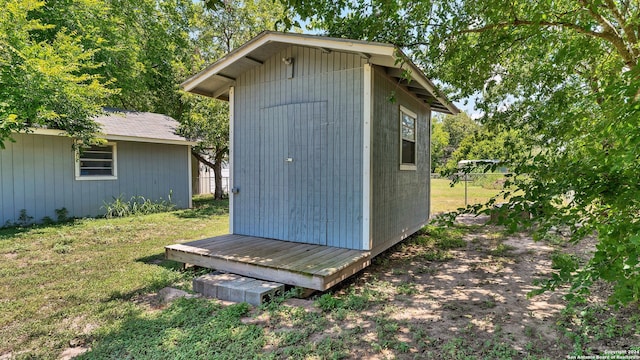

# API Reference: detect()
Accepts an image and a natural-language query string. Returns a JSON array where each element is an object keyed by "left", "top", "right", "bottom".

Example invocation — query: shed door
[{"left": 257, "top": 102, "right": 328, "bottom": 245}]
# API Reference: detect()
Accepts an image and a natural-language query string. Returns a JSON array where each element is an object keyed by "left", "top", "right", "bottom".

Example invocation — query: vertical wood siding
[
  {"left": 0, "top": 134, "right": 191, "bottom": 225},
  {"left": 233, "top": 45, "right": 366, "bottom": 249},
  {"left": 370, "top": 67, "right": 431, "bottom": 255}
]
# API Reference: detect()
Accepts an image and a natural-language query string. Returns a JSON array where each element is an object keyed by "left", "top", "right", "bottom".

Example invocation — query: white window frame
[
  {"left": 75, "top": 142, "right": 118, "bottom": 181},
  {"left": 399, "top": 105, "right": 417, "bottom": 171}
]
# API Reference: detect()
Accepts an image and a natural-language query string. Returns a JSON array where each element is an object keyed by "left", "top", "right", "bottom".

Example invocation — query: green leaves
[{"left": 0, "top": 0, "right": 113, "bottom": 147}]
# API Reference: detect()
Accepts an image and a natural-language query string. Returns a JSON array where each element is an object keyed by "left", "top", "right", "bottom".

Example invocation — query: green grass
[
  {"left": 0, "top": 196, "right": 229, "bottom": 358},
  {"left": 2, "top": 195, "right": 637, "bottom": 359},
  {"left": 431, "top": 178, "right": 505, "bottom": 214},
  {"left": 80, "top": 299, "right": 263, "bottom": 359}
]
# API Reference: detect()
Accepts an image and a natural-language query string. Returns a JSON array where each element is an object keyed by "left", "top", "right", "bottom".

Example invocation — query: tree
[
  {"left": 1, "top": 0, "right": 198, "bottom": 148},
  {"left": 441, "top": 113, "right": 480, "bottom": 151},
  {"left": 430, "top": 120, "right": 449, "bottom": 172},
  {"left": 442, "top": 128, "right": 527, "bottom": 173},
  {"left": 0, "top": 0, "right": 114, "bottom": 148},
  {"left": 178, "top": 95, "right": 229, "bottom": 199},
  {"left": 183, "top": 0, "right": 289, "bottom": 199},
  {"left": 283, "top": 0, "right": 640, "bottom": 305},
  {"left": 431, "top": 112, "right": 481, "bottom": 172}
]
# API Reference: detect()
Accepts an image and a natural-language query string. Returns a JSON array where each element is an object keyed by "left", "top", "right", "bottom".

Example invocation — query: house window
[
  {"left": 75, "top": 143, "right": 117, "bottom": 180},
  {"left": 400, "top": 106, "right": 417, "bottom": 170}
]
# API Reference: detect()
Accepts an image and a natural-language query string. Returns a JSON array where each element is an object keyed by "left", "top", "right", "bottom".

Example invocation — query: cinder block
[
  {"left": 244, "top": 282, "right": 285, "bottom": 306},
  {"left": 192, "top": 272, "right": 285, "bottom": 306},
  {"left": 227, "top": 279, "right": 261, "bottom": 303},
  {"left": 193, "top": 272, "right": 242, "bottom": 299},
  {"left": 216, "top": 277, "right": 256, "bottom": 302}
]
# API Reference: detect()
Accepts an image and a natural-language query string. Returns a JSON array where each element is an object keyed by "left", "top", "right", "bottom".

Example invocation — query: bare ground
[
  {"left": 246, "top": 215, "right": 639, "bottom": 359},
  {"left": 330, "top": 215, "right": 566, "bottom": 358}
]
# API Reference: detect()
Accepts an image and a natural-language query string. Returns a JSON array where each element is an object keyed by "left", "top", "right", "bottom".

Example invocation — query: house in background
[
  {"left": 0, "top": 109, "right": 195, "bottom": 226},
  {"left": 167, "top": 32, "right": 459, "bottom": 290}
]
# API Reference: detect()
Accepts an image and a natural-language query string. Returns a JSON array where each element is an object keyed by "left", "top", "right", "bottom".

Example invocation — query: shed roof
[{"left": 182, "top": 31, "right": 459, "bottom": 115}]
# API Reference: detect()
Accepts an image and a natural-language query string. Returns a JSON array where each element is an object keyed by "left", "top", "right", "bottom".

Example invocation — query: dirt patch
[
  {"left": 132, "top": 287, "right": 200, "bottom": 311},
  {"left": 282, "top": 298, "right": 320, "bottom": 313},
  {"left": 59, "top": 346, "right": 90, "bottom": 360},
  {"left": 307, "top": 215, "right": 592, "bottom": 358},
  {"left": 3, "top": 253, "right": 18, "bottom": 260}
]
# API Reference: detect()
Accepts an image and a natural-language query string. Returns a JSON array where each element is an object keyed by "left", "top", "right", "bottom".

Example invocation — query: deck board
[
  {"left": 200, "top": 236, "right": 269, "bottom": 253},
  {"left": 284, "top": 247, "right": 344, "bottom": 270},
  {"left": 165, "top": 234, "right": 371, "bottom": 290}
]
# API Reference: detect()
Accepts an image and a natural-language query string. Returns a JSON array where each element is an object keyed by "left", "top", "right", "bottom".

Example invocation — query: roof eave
[
  {"left": 27, "top": 128, "right": 196, "bottom": 146},
  {"left": 181, "top": 31, "right": 397, "bottom": 94},
  {"left": 183, "top": 31, "right": 460, "bottom": 115}
]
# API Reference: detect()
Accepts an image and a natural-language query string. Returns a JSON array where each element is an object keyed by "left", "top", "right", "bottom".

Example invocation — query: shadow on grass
[
  {"left": 0, "top": 219, "right": 77, "bottom": 241},
  {"left": 106, "top": 256, "right": 212, "bottom": 302},
  {"left": 176, "top": 197, "right": 229, "bottom": 219},
  {"left": 77, "top": 298, "right": 261, "bottom": 359},
  {"left": 0, "top": 226, "right": 33, "bottom": 241},
  {"left": 136, "top": 253, "right": 183, "bottom": 270},
  {"left": 105, "top": 276, "right": 181, "bottom": 302}
]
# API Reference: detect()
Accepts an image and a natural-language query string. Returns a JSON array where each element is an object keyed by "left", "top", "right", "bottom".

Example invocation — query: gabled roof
[
  {"left": 182, "top": 31, "right": 459, "bottom": 115},
  {"left": 32, "top": 108, "right": 196, "bottom": 146}
]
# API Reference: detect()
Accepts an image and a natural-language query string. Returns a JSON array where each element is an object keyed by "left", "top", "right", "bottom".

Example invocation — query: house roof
[
  {"left": 32, "top": 109, "right": 196, "bottom": 146},
  {"left": 94, "top": 108, "right": 195, "bottom": 145},
  {"left": 182, "top": 31, "right": 459, "bottom": 115}
]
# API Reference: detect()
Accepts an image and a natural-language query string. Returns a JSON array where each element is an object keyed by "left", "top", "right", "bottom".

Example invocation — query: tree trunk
[
  {"left": 191, "top": 150, "right": 226, "bottom": 200},
  {"left": 213, "top": 158, "right": 223, "bottom": 200}
]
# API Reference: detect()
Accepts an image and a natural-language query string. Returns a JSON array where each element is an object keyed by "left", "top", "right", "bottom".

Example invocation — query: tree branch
[
  {"left": 578, "top": 0, "right": 637, "bottom": 67},
  {"left": 601, "top": 0, "right": 639, "bottom": 58},
  {"left": 462, "top": 18, "right": 637, "bottom": 67},
  {"left": 191, "top": 150, "right": 216, "bottom": 169}
]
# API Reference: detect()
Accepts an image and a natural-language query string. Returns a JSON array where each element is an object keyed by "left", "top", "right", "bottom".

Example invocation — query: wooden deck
[{"left": 165, "top": 234, "right": 372, "bottom": 291}]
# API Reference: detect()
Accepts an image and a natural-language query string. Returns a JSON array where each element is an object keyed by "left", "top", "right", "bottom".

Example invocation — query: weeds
[
  {"left": 397, "top": 282, "right": 418, "bottom": 295},
  {"left": 52, "top": 237, "right": 74, "bottom": 254},
  {"left": 55, "top": 207, "right": 70, "bottom": 222},
  {"left": 102, "top": 192, "right": 175, "bottom": 218},
  {"left": 423, "top": 249, "right": 454, "bottom": 261},
  {"left": 556, "top": 300, "right": 640, "bottom": 357},
  {"left": 489, "top": 243, "right": 516, "bottom": 256},
  {"left": 315, "top": 288, "right": 371, "bottom": 313},
  {"left": 17, "top": 209, "right": 33, "bottom": 226}
]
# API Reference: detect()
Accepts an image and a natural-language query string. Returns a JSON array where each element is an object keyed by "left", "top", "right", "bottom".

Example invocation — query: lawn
[
  {"left": 1, "top": 195, "right": 638, "bottom": 359},
  {"left": 430, "top": 177, "right": 505, "bottom": 214},
  {"left": 0, "top": 196, "right": 229, "bottom": 359}
]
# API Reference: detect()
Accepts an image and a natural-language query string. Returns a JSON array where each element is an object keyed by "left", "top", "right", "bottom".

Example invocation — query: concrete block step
[{"left": 193, "top": 272, "right": 284, "bottom": 306}]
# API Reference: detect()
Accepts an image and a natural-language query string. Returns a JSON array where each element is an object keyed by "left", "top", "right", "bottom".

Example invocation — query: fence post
[{"left": 464, "top": 173, "right": 468, "bottom": 207}]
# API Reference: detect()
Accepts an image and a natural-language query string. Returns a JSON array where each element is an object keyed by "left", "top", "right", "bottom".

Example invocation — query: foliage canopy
[{"left": 0, "top": 0, "right": 114, "bottom": 147}]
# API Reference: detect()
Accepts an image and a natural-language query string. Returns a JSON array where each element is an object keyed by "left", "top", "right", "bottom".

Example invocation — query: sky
[{"left": 454, "top": 99, "right": 482, "bottom": 119}]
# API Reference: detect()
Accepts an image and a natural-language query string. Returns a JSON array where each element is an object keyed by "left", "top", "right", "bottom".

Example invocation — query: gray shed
[
  {"left": 0, "top": 109, "right": 195, "bottom": 226},
  {"left": 166, "top": 32, "right": 459, "bottom": 290}
]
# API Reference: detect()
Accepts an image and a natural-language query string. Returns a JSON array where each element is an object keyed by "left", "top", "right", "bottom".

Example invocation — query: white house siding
[
  {"left": 0, "top": 133, "right": 190, "bottom": 225},
  {"left": 232, "top": 45, "right": 367, "bottom": 249},
  {"left": 370, "top": 66, "right": 432, "bottom": 256}
]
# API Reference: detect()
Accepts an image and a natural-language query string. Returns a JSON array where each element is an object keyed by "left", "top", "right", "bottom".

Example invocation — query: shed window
[
  {"left": 75, "top": 143, "right": 117, "bottom": 180},
  {"left": 400, "top": 106, "right": 417, "bottom": 170}
]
